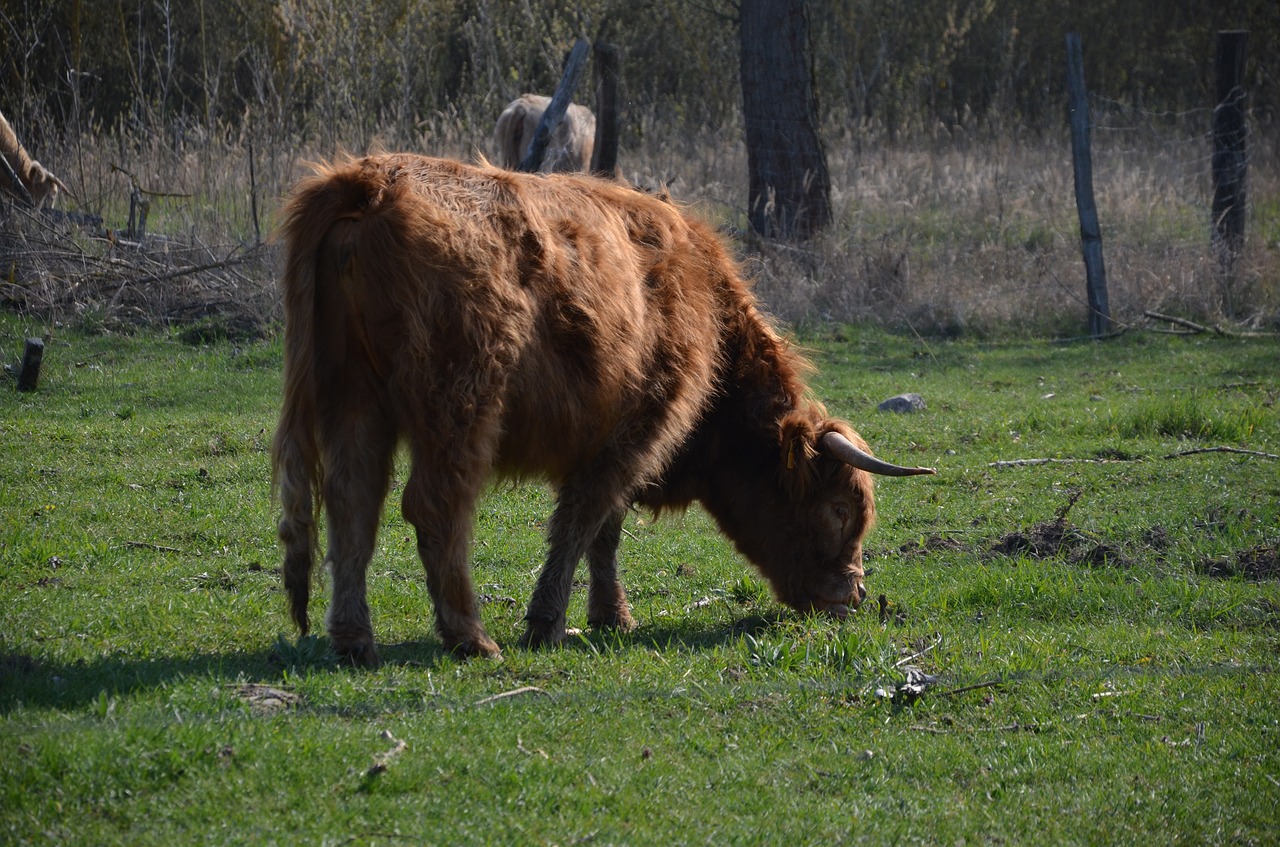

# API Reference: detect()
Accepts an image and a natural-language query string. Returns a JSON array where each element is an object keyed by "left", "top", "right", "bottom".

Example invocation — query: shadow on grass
[
  {"left": 0, "top": 633, "right": 455, "bottom": 715},
  {"left": 0, "top": 611, "right": 796, "bottom": 714},
  {"left": 560, "top": 610, "right": 788, "bottom": 655},
  {"left": 1, "top": 647, "right": 288, "bottom": 714}
]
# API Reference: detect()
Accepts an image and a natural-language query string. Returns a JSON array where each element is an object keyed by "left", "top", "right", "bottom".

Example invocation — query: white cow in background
[{"left": 494, "top": 94, "right": 596, "bottom": 173}]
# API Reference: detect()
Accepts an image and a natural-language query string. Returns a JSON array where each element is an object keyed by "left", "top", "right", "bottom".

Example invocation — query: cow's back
[
  {"left": 492, "top": 172, "right": 730, "bottom": 485},
  {"left": 302, "top": 155, "right": 731, "bottom": 491}
]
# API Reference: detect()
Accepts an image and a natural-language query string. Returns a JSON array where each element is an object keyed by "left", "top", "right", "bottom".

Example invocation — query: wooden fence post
[
  {"left": 1211, "top": 30, "right": 1248, "bottom": 301},
  {"left": 1065, "top": 32, "right": 1111, "bottom": 338},
  {"left": 17, "top": 337, "right": 44, "bottom": 392},
  {"left": 518, "top": 38, "right": 591, "bottom": 173},
  {"left": 590, "top": 42, "right": 620, "bottom": 177}
]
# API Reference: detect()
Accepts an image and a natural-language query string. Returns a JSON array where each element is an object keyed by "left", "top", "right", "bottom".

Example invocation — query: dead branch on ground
[
  {"left": 991, "top": 447, "right": 1278, "bottom": 468},
  {"left": 1143, "top": 310, "right": 1278, "bottom": 338}
]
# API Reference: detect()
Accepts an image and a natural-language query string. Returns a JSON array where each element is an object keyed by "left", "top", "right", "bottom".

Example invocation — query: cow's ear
[{"left": 778, "top": 411, "right": 820, "bottom": 497}]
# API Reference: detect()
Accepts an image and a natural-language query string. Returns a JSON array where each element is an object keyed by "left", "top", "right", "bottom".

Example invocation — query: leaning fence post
[
  {"left": 1065, "top": 32, "right": 1111, "bottom": 338},
  {"left": 1211, "top": 30, "right": 1248, "bottom": 304},
  {"left": 519, "top": 38, "right": 591, "bottom": 173}
]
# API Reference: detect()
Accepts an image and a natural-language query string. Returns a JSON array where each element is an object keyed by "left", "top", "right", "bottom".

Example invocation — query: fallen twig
[
  {"left": 992, "top": 446, "right": 1279, "bottom": 468},
  {"left": 332, "top": 835, "right": 414, "bottom": 846},
  {"left": 938, "top": 679, "right": 1003, "bottom": 698},
  {"left": 1143, "top": 310, "right": 1278, "bottom": 338},
  {"left": 894, "top": 635, "right": 942, "bottom": 668},
  {"left": 1164, "top": 446, "right": 1279, "bottom": 460},
  {"left": 109, "top": 248, "right": 262, "bottom": 289},
  {"left": 109, "top": 162, "right": 193, "bottom": 198},
  {"left": 908, "top": 722, "right": 1044, "bottom": 734},
  {"left": 988, "top": 457, "right": 1136, "bottom": 468},
  {"left": 1144, "top": 310, "right": 1215, "bottom": 334},
  {"left": 123, "top": 541, "right": 183, "bottom": 553},
  {"left": 475, "top": 686, "right": 548, "bottom": 706},
  {"left": 516, "top": 737, "right": 550, "bottom": 759},
  {"left": 366, "top": 730, "right": 408, "bottom": 778}
]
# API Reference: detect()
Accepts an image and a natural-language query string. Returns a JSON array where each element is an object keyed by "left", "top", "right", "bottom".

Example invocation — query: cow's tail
[
  {"left": 272, "top": 160, "right": 372, "bottom": 635},
  {"left": 271, "top": 211, "right": 322, "bottom": 634}
]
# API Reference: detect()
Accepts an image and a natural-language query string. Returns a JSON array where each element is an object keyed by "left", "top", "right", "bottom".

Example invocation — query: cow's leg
[
  {"left": 522, "top": 479, "right": 629, "bottom": 647},
  {"left": 586, "top": 508, "right": 636, "bottom": 633},
  {"left": 402, "top": 460, "right": 500, "bottom": 659},
  {"left": 275, "top": 435, "right": 317, "bottom": 638},
  {"left": 320, "top": 406, "right": 395, "bottom": 668}
]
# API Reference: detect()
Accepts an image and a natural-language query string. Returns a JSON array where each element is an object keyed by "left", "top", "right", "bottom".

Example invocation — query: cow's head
[
  {"left": 706, "top": 409, "right": 933, "bottom": 618},
  {"left": 27, "top": 162, "right": 65, "bottom": 208}
]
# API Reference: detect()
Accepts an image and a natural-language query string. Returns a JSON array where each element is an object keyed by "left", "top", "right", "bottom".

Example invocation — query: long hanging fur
[{"left": 271, "top": 154, "right": 919, "bottom": 664}]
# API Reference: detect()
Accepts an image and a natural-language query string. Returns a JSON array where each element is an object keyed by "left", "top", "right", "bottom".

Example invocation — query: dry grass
[
  {"left": 666, "top": 122, "right": 1280, "bottom": 335},
  {"left": 3, "top": 114, "right": 1276, "bottom": 338}
]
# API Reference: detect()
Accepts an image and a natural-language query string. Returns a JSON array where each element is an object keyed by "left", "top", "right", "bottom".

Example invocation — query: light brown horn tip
[
  {"left": 820, "top": 431, "right": 938, "bottom": 478},
  {"left": 873, "top": 464, "right": 937, "bottom": 477}
]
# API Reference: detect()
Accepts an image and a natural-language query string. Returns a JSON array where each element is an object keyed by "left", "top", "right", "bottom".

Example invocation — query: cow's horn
[{"left": 821, "top": 431, "right": 936, "bottom": 477}]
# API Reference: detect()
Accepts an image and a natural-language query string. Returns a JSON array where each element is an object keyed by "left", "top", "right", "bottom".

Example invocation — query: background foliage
[
  {"left": 3, "top": 0, "right": 1276, "bottom": 149},
  {"left": 1, "top": 1, "right": 1277, "bottom": 336}
]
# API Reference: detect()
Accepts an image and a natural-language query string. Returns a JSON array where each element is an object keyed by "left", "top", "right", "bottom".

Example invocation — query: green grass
[{"left": 2, "top": 316, "right": 1278, "bottom": 845}]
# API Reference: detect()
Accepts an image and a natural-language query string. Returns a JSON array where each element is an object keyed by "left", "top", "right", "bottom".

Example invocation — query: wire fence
[{"left": 2, "top": 83, "right": 1275, "bottom": 338}]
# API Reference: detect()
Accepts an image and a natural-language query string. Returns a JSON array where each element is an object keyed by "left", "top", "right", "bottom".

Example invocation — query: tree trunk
[
  {"left": 1211, "top": 30, "right": 1248, "bottom": 305},
  {"left": 740, "top": 0, "right": 831, "bottom": 240}
]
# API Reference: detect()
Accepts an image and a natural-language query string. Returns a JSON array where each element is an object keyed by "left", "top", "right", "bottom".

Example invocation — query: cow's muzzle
[{"left": 816, "top": 582, "right": 866, "bottom": 619}]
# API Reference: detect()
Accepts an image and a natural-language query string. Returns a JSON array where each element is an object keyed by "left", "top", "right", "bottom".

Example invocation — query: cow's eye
[{"left": 832, "top": 502, "right": 850, "bottom": 526}]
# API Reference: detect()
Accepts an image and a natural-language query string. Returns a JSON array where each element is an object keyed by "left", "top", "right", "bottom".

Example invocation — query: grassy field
[{"left": 1, "top": 315, "right": 1277, "bottom": 845}]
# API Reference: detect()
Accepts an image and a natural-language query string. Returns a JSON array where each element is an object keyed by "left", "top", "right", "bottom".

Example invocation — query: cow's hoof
[
  {"left": 445, "top": 633, "right": 502, "bottom": 659},
  {"left": 520, "top": 623, "right": 566, "bottom": 649},
  {"left": 333, "top": 638, "right": 381, "bottom": 669},
  {"left": 588, "top": 606, "right": 637, "bottom": 633}
]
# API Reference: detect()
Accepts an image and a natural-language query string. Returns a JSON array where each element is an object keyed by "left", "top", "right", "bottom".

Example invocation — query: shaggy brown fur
[
  {"left": 274, "top": 154, "right": 902, "bottom": 665},
  {"left": 494, "top": 94, "right": 596, "bottom": 173},
  {"left": 0, "top": 109, "right": 65, "bottom": 207}
]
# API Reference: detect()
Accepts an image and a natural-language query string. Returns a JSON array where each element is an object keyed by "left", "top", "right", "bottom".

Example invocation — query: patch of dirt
[
  {"left": 1075, "top": 542, "right": 1130, "bottom": 567},
  {"left": 1196, "top": 545, "right": 1280, "bottom": 581},
  {"left": 1142, "top": 525, "right": 1171, "bottom": 549},
  {"left": 990, "top": 518, "right": 1073, "bottom": 558},
  {"left": 989, "top": 517, "right": 1132, "bottom": 568},
  {"left": 897, "top": 535, "right": 966, "bottom": 557},
  {"left": 228, "top": 682, "right": 300, "bottom": 716},
  {"left": 187, "top": 570, "right": 238, "bottom": 591}
]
